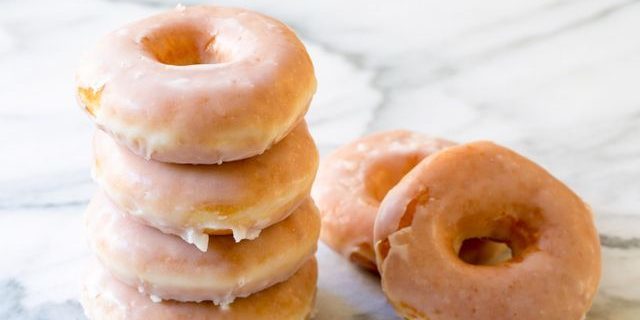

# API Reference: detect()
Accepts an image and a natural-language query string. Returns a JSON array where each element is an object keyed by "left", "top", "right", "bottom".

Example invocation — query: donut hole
[
  {"left": 458, "top": 238, "right": 513, "bottom": 266},
  {"left": 455, "top": 208, "right": 541, "bottom": 266},
  {"left": 142, "top": 25, "right": 232, "bottom": 66},
  {"left": 365, "top": 154, "right": 423, "bottom": 203}
]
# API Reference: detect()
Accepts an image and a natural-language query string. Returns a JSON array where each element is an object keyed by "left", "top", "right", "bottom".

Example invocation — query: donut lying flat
[
  {"left": 374, "top": 141, "right": 601, "bottom": 320},
  {"left": 312, "top": 130, "right": 454, "bottom": 270},
  {"left": 81, "top": 259, "right": 317, "bottom": 320},
  {"left": 85, "top": 192, "right": 320, "bottom": 304},
  {"left": 93, "top": 122, "right": 318, "bottom": 251},
  {"left": 76, "top": 5, "right": 316, "bottom": 164}
]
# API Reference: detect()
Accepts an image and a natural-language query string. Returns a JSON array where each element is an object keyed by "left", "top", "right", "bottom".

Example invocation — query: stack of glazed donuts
[
  {"left": 314, "top": 131, "right": 602, "bottom": 320},
  {"left": 76, "top": 6, "right": 319, "bottom": 320}
]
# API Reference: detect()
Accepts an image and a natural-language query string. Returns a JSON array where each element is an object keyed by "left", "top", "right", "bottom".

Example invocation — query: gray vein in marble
[
  {"left": 600, "top": 235, "right": 640, "bottom": 250},
  {"left": 432, "top": 0, "right": 638, "bottom": 68},
  {"left": 302, "top": 43, "right": 376, "bottom": 126},
  {"left": 0, "top": 279, "right": 84, "bottom": 320},
  {"left": 0, "top": 200, "right": 88, "bottom": 211},
  {"left": 266, "top": 0, "right": 640, "bottom": 140},
  {"left": 589, "top": 292, "right": 640, "bottom": 320},
  {"left": 460, "top": 0, "right": 640, "bottom": 64},
  {"left": 299, "top": 39, "right": 389, "bottom": 134},
  {"left": 460, "top": 0, "right": 575, "bottom": 35},
  {"left": 348, "top": 0, "right": 640, "bottom": 136},
  {"left": 0, "top": 174, "right": 92, "bottom": 211}
]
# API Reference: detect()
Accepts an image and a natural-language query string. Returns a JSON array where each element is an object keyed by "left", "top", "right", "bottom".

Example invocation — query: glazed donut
[
  {"left": 312, "top": 130, "right": 454, "bottom": 270},
  {"left": 85, "top": 192, "right": 320, "bottom": 304},
  {"left": 81, "top": 259, "right": 317, "bottom": 320},
  {"left": 374, "top": 141, "right": 601, "bottom": 320},
  {"left": 92, "top": 122, "right": 318, "bottom": 251},
  {"left": 76, "top": 5, "right": 316, "bottom": 164}
]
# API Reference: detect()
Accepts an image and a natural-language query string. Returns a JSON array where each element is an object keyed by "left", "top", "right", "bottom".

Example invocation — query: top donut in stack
[
  {"left": 76, "top": 5, "right": 320, "bottom": 318},
  {"left": 77, "top": 6, "right": 316, "bottom": 165}
]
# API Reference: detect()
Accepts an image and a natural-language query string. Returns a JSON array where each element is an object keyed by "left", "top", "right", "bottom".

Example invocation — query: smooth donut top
[
  {"left": 76, "top": 5, "right": 316, "bottom": 164},
  {"left": 81, "top": 259, "right": 318, "bottom": 320},
  {"left": 374, "top": 141, "right": 601, "bottom": 320},
  {"left": 86, "top": 192, "right": 320, "bottom": 304},
  {"left": 92, "top": 122, "right": 318, "bottom": 250},
  {"left": 312, "top": 130, "right": 454, "bottom": 269}
]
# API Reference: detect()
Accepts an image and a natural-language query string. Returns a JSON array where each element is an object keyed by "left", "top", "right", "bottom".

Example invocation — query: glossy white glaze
[
  {"left": 1, "top": 0, "right": 639, "bottom": 319},
  {"left": 93, "top": 122, "right": 317, "bottom": 251},
  {"left": 81, "top": 259, "right": 318, "bottom": 320},
  {"left": 85, "top": 192, "right": 319, "bottom": 304},
  {"left": 76, "top": 5, "right": 316, "bottom": 164}
]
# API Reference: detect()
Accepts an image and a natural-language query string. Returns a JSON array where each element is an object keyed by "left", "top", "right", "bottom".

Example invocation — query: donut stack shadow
[{"left": 75, "top": 6, "right": 319, "bottom": 320}]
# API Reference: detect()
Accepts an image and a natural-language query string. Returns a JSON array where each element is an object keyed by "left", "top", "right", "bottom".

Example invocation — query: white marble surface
[{"left": 1, "top": 0, "right": 639, "bottom": 319}]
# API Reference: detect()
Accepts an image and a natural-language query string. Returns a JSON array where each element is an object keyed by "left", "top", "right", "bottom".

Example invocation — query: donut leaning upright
[
  {"left": 374, "top": 141, "right": 601, "bottom": 320},
  {"left": 77, "top": 5, "right": 320, "bottom": 319}
]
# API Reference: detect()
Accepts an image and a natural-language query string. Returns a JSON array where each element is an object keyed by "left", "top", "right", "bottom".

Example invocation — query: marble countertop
[{"left": 1, "top": 0, "right": 639, "bottom": 319}]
